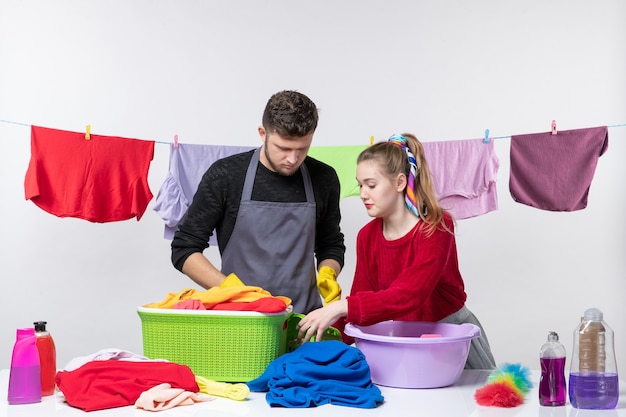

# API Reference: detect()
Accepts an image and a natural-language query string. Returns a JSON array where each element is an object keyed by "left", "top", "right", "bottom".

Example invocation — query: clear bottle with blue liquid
[{"left": 569, "top": 307, "right": 619, "bottom": 409}]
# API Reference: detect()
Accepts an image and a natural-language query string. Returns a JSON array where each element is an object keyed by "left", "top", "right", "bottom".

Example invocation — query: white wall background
[{"left": 1, "top": 0, "right": 625, "bottom": 374}]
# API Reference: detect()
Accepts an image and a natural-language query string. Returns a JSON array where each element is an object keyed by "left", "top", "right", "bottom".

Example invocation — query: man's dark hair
[{"left": 262, "top": 90, "right": 319, "bottom": 137}]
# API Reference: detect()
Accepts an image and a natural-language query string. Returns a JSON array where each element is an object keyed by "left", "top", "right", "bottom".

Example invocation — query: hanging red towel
[
  {"left": 24, "top": 125, "right": 155, "bottom": 222},
  {"left": 509, "top": 126, "right": 608, "bottom": 211}
]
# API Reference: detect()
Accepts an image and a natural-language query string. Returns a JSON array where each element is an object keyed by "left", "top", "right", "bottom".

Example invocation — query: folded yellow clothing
[
  {"left": 195, "top": 376, "right": 249, "bottom": 401},
  {"left": 144, "top": 274, "right": 292, "bottom": 310},
  {"left": 219, "top": 273, "right": 245, "bottom": 288}
]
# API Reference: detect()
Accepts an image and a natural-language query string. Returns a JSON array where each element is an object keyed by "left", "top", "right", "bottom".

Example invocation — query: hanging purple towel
[{"left": 509, "top": 126, "right": 608, "bottom": 211}]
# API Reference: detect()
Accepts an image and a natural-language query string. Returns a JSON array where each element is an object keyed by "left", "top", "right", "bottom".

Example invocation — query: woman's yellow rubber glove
[
  {"left": 195, "top": 376, "right": 249, "bottom": 401},
  {"left": 316, "top": 266, "right": 341, "bottom": 304}
]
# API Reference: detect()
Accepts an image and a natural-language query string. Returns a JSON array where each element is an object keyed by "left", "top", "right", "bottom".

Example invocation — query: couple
[{"left": 171, "top": 90, "right": 495, "bottom": 369}]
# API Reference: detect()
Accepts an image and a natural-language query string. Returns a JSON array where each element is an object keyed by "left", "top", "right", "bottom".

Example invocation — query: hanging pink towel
[
  {"left": 423, "top": 138, "right": 500, "bottom": 219},
  {"left": 24, "top": 125, "right": 155, "bottom": 222},
  {"left": 509, "top": 126, "right": 608, "bottom": 211}
]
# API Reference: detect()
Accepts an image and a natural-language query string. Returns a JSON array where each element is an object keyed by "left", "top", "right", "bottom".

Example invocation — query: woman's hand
[{"left": 297, "top": 299, "right": 348, "bottom": 342}]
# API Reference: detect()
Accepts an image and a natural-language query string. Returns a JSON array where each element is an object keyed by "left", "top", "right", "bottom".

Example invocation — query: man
[{"left": 171, "top": 90, "right": 345, "bottom": 314}]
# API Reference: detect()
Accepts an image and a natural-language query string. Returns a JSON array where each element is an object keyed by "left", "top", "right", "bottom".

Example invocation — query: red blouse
[{"left": 346, "top": 212, "right": 467, "bottom": 326}]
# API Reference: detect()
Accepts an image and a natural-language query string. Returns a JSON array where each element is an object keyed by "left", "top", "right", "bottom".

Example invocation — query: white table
[{"left": 1, "top": 369, "right": 625, "bottom": 416}]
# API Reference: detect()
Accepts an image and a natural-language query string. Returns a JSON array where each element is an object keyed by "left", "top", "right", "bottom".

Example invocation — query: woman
[{"left": 298, "top": 133, "right": 496, "bottom": 369}]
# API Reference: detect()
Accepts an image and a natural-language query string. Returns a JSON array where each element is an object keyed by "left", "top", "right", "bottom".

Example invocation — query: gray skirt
[{"left": 438, "top": 305, "right": 496, "bottom": 369}]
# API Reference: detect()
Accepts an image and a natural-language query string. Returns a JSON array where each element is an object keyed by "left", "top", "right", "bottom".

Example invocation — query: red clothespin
[
  {"left": 483, "top": 129, "right": 490, "bottom": 144},
  {"left": 551, "top": 120, "right": 557, "bottom": 135},
  {"left": 85, "top": 125, "right": 91, "bottom": 140},
  {"left": 173, "top": 134, "right": 179, "bottom": 149}
]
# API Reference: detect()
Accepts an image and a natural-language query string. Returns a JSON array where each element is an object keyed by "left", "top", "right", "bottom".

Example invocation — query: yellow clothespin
[
  {"left": 85, "top": 125, "right": 91, "bottom": 140},
  {"left": 369, "top": 135, "right": 375, "bottom": 145}
]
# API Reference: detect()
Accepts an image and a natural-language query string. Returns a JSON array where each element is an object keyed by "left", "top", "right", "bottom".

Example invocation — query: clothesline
[
  {"left": 19, "top": 121, "right": 614, "bottom": 224},
  {"left": 1, "top": 118, "right": 625, "bottom": 146},
  {"left": 482, "top": 122, "right": 626, "bottom": 141}
]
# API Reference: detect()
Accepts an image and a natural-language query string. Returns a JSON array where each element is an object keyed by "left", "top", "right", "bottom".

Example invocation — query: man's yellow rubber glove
[
  {"left": 219, "top": 273, "right": 245, "bottom": 288},
  {"left": 316, "top": 266, "right": 341, "bottom": 304}
]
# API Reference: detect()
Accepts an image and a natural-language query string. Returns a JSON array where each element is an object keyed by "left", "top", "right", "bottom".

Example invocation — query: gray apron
[{"left": 221, "top": 148, "right": 321, "bottom": 314}]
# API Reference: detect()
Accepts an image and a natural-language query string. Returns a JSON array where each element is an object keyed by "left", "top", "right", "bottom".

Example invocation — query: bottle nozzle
[{"left": 33, "top": 321, "right": 48, "bottom": 332}]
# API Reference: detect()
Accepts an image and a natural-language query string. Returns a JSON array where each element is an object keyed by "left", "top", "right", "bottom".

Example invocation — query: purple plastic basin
[{"left": 344, "top": 321, "right": 480, "bottom": 389}]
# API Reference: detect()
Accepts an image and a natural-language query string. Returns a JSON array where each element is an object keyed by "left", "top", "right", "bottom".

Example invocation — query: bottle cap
[
  {"left": 547, "top": 331, "right": 559, "bottom": 342},
  {"left": 583, "top": 308, "right": 603, "bottom": 321},
  {"left": 17, "top": 328, "right": 36, "bottom": 338},
  {"left": 33, "top": 321, "right": 48, "bottom": 332}
]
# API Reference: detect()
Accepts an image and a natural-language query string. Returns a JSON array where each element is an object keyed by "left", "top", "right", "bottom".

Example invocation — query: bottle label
[{"left": 578, "top": 322, "right": 606, "bottom": 373}]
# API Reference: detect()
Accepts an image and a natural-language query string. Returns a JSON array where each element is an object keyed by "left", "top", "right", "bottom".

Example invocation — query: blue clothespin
[{"left": 483, "top": 129, "right": 490, "bottom": 144}]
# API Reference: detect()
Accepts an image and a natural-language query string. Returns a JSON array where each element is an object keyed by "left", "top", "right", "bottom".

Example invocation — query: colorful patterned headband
[{"left": 388, "top": 134, "right": 419, "bottom": 217}]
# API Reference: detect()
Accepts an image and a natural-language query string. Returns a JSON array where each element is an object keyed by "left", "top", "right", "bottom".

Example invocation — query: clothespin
[
  {"left": 551, "top": 120, "right": 557, "bottom": 135},
  {"left": 483, "top": 129, "right": 490, "bottom": 144},
  {"left": 85, "top": 125, "right": 91, "bottom": 140},
  {"left": 369, "top": 135, "right": 375, "bottom": 145},
  {"left": 173, "top": 134, "right": 179, "bottom": 149}
]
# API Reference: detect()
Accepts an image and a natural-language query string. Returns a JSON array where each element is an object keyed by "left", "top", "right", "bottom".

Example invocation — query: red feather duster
[
  {"left": 474, "top": 363, "right": 532, "bottom": 408},
  {"left": 474, "top": 381, "right": 524, "bottom": 407}
]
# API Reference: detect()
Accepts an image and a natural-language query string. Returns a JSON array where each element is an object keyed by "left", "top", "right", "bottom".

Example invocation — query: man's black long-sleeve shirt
[{"left": 171, "top": 149, "right": 346, "bottom": 272}]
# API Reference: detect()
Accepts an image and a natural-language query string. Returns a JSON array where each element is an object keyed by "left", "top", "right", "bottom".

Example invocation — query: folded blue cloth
[{"left": 246, "top": 340, "right": 384, "bottom": 408}]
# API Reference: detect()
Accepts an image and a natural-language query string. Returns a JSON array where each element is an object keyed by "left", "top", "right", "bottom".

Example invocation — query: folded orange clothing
[{"left": 144, "top": 286, "right": 291, "bottom": 310}]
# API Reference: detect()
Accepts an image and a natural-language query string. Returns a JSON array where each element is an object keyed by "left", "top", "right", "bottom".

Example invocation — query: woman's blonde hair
[{"left": 357, "top": 133, "right": 450, "bottom": 235}]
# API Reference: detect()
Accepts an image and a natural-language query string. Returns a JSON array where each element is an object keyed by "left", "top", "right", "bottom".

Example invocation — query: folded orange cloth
[
  {"left": 134, "top": 383, "right": 213, "bottom": 411},
  {"left": 144, "top": 278, "right": 291, "bottom": 310}
]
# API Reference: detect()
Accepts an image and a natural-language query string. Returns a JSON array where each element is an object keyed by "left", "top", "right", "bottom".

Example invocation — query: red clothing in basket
[{"left": 345, "top": 213, "right": 466, "bottom": 326}]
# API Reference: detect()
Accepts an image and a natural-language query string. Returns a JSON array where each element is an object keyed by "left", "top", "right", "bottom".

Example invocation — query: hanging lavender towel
[
  {"left": 153, "top": 143, "right": 254, "bottom": 243},
  {"left": 509, "top": 126, "right": 608, "bottom": 211}
]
